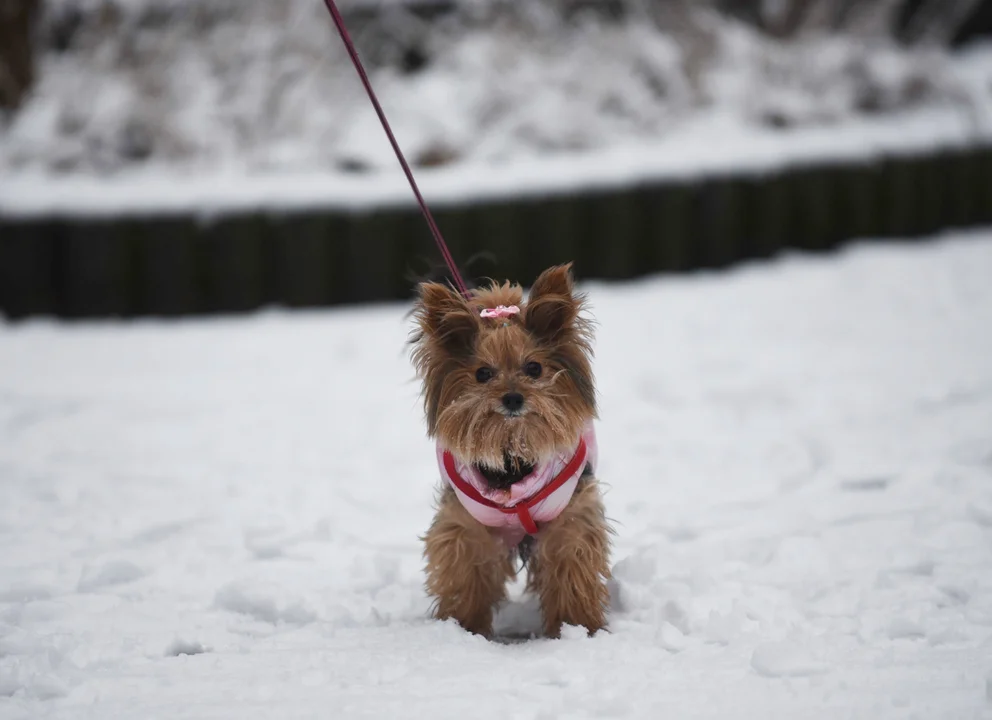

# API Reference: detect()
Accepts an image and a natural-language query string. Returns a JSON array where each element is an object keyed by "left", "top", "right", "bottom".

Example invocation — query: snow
[
  {"left": 0, "top": 106, "right": 984, "bottom": 218},
  {"left": 749, "top": 641, "right": 827, "bottom": 678},
  {"left": 2, "top": 228, "right": 992, "bottom": 718},
  {"left": 3, "top": 1, "right": 992, "bottom": 216}
]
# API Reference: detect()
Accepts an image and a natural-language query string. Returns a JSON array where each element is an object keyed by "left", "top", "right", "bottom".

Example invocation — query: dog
[{"left": 410, "top": 263, "right": 612, "bottom": 638}]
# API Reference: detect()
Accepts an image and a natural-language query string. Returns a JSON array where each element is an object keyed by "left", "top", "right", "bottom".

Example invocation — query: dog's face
[{"left": 411, "top": 264, "right": 596, "bottom": 481}]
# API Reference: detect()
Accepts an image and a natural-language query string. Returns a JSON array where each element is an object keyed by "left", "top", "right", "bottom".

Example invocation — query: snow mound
[{"left": 2, "top": 0, "right": 990, "bottom": 180}]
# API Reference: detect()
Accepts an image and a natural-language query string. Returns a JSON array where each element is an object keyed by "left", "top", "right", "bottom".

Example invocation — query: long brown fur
[
  {"left": 525, "top": 478, "right": 612, "bottom": 637},
  {"left": 412, "top": 264, "right": 612, "bottom": 638},
  {"left": 422, "top": 487, "right": 515, "bottom": 637}
]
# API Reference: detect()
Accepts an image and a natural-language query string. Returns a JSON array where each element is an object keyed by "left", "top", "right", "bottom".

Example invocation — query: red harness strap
[{"left": 442, "top": 438, "right": 588, "bottom": 535}]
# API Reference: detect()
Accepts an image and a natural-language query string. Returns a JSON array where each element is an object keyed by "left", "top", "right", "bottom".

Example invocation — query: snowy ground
[{"left": 2, "top": 229, "right": 992, "bottom": 719}]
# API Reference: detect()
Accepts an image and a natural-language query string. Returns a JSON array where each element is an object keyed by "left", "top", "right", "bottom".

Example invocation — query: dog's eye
[
  {"left": 475, "top": 367, "right": 495, "bottom": 383},
  {"left": 523, "top": 361, "right": 542, "bottom": 379}
]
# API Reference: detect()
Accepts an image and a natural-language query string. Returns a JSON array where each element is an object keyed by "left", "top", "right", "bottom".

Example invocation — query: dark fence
[{"left": 2, "top": 145, "right": 992, "bottom": 319}]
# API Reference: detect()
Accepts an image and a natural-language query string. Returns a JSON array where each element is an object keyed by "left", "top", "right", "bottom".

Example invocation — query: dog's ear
[
  {"left": 414, "top": 281, "right": 479, "bottom": 358},
  {"left": 525, "top": 263, "right": 581, "bottom": 342},
  {"left": 525, "top": 263, "right": 597, "bottom": 413}
]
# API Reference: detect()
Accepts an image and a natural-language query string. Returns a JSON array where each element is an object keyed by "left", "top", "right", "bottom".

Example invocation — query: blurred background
[{"left": 2, "top": 0, "right": 992, "bottom": 318}]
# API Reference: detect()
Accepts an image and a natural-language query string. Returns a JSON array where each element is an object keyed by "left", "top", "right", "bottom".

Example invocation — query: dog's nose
[{"left": 502, "top": 392, "right": 525, "bottom": 413}]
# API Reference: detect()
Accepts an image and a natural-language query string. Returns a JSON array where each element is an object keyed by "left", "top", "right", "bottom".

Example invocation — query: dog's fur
[{"left": 410, "top": 264, "right": 612, "bottom": 638}]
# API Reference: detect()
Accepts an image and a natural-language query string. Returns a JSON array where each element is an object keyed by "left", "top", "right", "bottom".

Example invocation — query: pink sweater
[{"left": 437, "top": 423, "right": 598, "bottom": 548}]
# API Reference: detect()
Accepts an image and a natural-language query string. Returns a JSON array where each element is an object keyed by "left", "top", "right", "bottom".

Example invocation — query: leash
[{"left": 321, "top": 0, "right": 471, "bottom": 299}]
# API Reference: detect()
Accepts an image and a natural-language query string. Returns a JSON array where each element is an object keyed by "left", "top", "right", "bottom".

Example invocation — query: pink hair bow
[{"left": 480, "top": 305, "right": 520, "bottom": 319}]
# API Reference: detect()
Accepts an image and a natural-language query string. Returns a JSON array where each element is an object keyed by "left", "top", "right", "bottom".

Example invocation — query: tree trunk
[
  {"left": 0, "top": 0, "right": 41, "bottom": 112},
  {"left": 903, "top": 0, "right": 983, "bottom": 46},
  {"left": 840, "top": 0, "right": 908, "bottom": 40}
]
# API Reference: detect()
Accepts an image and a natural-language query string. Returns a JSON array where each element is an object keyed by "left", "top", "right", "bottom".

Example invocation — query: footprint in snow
[
  {"left": 840, "top": 475, "right": 893, "bottom": 492},
  {"left": 213, "top": 582, "right": 317, "bottom": 625},
  {"left": 750, "top": 641, "right": 827, "bottom": 678},
  {"left": 77, "top": 561, "right": 146, "bottom": 592},
  {"left": 165, "top": 639, "right": 207, "bottom": 657},
  {"left": 885, "top": 618, "right": 926, "bottom": 640}
]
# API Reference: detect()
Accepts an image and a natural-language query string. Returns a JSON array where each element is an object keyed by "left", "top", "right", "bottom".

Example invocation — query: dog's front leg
[
  {"left": 529, "top": 479, "right": 612, "bottom": 638},
  {"left": 422, "top": 488, "right": 513, "bottom": 637}
]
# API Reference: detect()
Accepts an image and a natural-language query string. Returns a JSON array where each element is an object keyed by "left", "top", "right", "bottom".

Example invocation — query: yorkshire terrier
[{"left": 410, "top": 263, "right": 611, "bottom": 638}]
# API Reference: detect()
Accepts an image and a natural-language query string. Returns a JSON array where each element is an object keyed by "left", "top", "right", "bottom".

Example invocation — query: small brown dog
[{"left": 410, "top": 263, "right": 612, "bottom": 638}]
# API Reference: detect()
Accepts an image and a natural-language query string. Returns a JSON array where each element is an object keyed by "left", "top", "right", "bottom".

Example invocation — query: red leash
[{"left": 321, "top": 0, "right": 471, "bottom": 299}]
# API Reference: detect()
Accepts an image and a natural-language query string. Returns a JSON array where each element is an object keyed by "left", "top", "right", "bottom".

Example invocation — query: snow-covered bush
[{"left": 0, "top": 0, "right": 989, "bottom": 176}]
